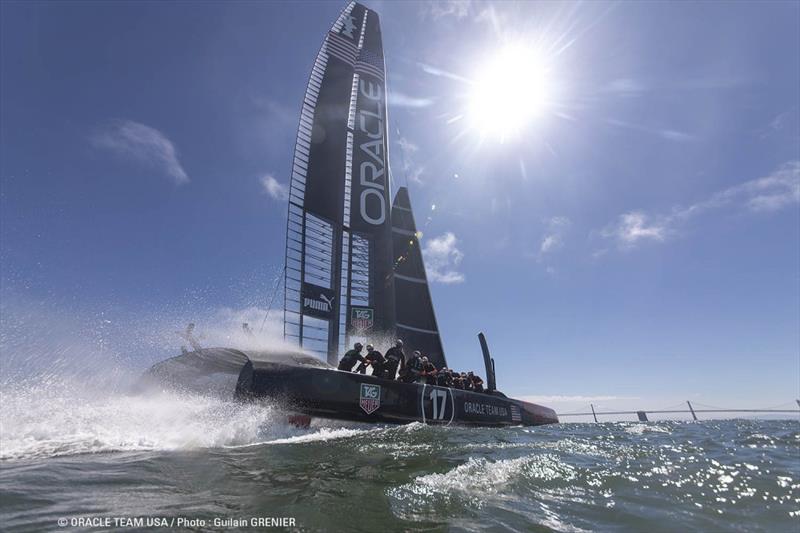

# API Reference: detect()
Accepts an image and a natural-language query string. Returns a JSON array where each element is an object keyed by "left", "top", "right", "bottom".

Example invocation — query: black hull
[{"left": 143, "top": 348, "right": 558, "bottom": 427}]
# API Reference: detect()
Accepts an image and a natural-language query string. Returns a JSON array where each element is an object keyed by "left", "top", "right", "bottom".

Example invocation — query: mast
[
  {"left": 284, "top": 2, "right": 395, "bottom": 364},
  {"left": 391, "top": 187, "right": 447, "bottom": 369}
]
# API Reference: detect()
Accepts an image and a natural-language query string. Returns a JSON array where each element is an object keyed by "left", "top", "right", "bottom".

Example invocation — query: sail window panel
[
  {"left": 301, "top": 315, "right": 330, "bottom": 358},
  {"left": 357, "top": 10, "right": 368, "bottom": 49},
  {"left": 290, "top": 237, "right": 332, "bottom": 258},
  {"left": 286, "top": 248, "right": 303, "bottom": 263},
  {"left": 297, "top": 130, "right": 313, "bottom": 145},
  {"left": 347, "top": 74, "right": 359, "bottom": 130},
  {"left": 284, "top": 316, "right": 301, "bottom": 334},
  {"left": 300, "top": 107, "right": 316, "bottom": 122},
  {"left": 293, "top": 161, "right": 308, "bottom": 174},
  {"left": 292, "top": 154, "right": 309, "bottom": 168},
  {"left": 298, "top": 116, "right": 314, "bottom": 130},
  {"left": 295, "top": 144, "right": 310, "bottom": 158},
  {"left": 302, "top": 213, "right": 334, "bottom": 290},
  {"left": 294, "top": 148, "right": 310, "bottom": 164},
  {"left": 300, "top": 106, "right": 316, "bottom": 120},
  {"left": 297, "top": 125, "right": 313, "bottom": 140},
  {"left": 338, "top": 230, "right": 351, "bottom": 354},
  {"left": 343, "top": 132, "right": 354, "bottom": 227}
]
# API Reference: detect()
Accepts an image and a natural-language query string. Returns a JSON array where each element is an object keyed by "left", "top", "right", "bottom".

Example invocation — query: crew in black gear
[
  {"left": 356, "top": 344, "right": 386, "bottom": 376},
  {"left": 436, "top": 367, "right": 453, "bottom": 387},
  {"left": 419, "top": 357, "right": 438, "bottom": 385},
  {"left": 460, "top": 372, "right": 473, "bottom": 391},
  {"left": 468, "top": 371, "right": 485, "bottom": 393},
  {"left": 338, "top": 342, "right": 365, "bottom": 372},
  {"left": 452, "top": 371, "right": 465, "bottom": 389},
  {"left": 382, "top": 339, "right": 406, "bottom": 380},
  {"left": 402, "top": 350, "right": 423, "bottom": 383}
]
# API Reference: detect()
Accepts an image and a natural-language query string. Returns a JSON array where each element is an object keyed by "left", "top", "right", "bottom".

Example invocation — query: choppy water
[{"left": 1, "top": 384, "right": 798, "bottom": 532}]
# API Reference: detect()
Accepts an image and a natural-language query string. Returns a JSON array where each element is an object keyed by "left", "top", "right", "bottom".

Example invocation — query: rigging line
[{"left": 260, "top": 264, "right": 286, "bottom": 333}]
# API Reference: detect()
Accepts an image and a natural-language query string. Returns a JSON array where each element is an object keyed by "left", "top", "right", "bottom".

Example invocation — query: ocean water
[{"left": 0, "top": 382, "right": 798, "bottom": 532}]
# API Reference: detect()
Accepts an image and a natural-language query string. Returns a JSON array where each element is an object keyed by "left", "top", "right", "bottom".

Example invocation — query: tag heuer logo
[
  {"left": 351, "top": 307, "right": 374, "bottom": 332},
  {"left": 359, "top": 383, "right": 381, "bottom": 414}
]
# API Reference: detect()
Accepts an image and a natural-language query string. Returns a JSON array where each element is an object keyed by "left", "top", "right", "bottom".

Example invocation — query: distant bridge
[{"left": 557, "top": 400, "right": 800, "bottom": 422}]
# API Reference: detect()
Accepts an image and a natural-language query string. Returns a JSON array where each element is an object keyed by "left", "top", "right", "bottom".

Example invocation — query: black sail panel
[
  {"left": 284, "top": 2, "right": 395, "bottom": 365},
  {"left": 391, "top": 187, "right": 447, "bottom": 369}
]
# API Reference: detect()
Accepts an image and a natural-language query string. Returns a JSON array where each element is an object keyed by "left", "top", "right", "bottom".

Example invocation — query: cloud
[
  {"left": 417, "top": 62, "right": 471, "bottom": 83},
  {"left": 539, "top": 216, "right": 571, "bottom": 254},
  {"left": 420, "top": 0, "right": 470, "bottom": 20},
  {"left": 388, "top": 91, "right": 434, "bottom": 109},
  {"left": 602, "top": 78, "right": 646, "bottom": 96},
  {"left": 260, "top": 174, "right": 289, "bottom": 201},
  {"left": 601, "top": 161, "right": 800, "bottom": 248},
  {"left": 601, "top": 211, "right": 668, "bottom": 247},
  {"left": 606, "top": 118, "right": 697, "bottom": 143},
  {"left": 518, "top": 395, "right": 640, "bottom": 404},
  {"left": 91, "top": 120, "right": 189, "bottom": 185},
  {"left": 422, "top": 232, "right": 465, "bottom": 284}
]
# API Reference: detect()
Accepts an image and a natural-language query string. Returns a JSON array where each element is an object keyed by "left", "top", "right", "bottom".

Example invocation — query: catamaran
[{"left": 145, "top": 2, "right": 558, "bottom": 427}]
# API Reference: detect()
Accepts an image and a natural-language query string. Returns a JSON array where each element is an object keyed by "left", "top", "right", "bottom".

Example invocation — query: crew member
[
  {"left": 468, "top": 371, "right": 485, "bottom": 393},
  {"left": 461, "top": 372, "right": 473, "bottom": 391},
  {"left": 402, "top": 350, "right": 423, "bottom": 383},
  {"left": 338, "top": 342, "right": 365, "bottom": 372},
  {"left": 451, "top": 371, "right": 465, "bottom": 389},
  {"left": 419, "top": 356, "right": 438, "bottom": 385},
  {"left": 436, "top": 367, "right": 453, "bottom": 387},
  {"left": 382, "top": 339, "right": 406, "bottom": 380},
  {"left": 356, "top": 344, "right": 386, "bottom": 376}
]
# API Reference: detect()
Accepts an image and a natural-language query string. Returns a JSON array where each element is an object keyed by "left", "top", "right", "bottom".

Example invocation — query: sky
[{"left": 1, "top": 1, "right": 798, "bottom": 419}]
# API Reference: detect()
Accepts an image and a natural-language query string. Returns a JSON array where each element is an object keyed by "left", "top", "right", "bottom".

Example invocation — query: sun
[{"left": 467, "top": 44, "right": 552, "bottom": 141}]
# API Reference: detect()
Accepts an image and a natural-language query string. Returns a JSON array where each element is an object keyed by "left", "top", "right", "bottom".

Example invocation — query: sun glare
[{"left": 468, "top": 45, "right": 552, "bottom": 141}]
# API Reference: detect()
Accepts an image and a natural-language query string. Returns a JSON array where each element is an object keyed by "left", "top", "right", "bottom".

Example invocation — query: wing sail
[{"left": 284, "top": 2, "right": 395, "bottom": 364}]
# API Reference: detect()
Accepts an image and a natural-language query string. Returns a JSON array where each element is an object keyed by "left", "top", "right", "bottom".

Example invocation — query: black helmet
[
  {"left": 468, "top": 371, "right": 474, "bottom": 376},
  {"left": 413, "top": 350, "right": 421, "bottom": 356},
  {"left": 354, "top": 342, "right": 363, "bottom": 349}
]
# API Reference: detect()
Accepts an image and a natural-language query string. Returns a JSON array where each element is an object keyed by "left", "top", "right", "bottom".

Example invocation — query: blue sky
[{"left": 1, "top": 1, "right": 798, "bottom": 417}]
